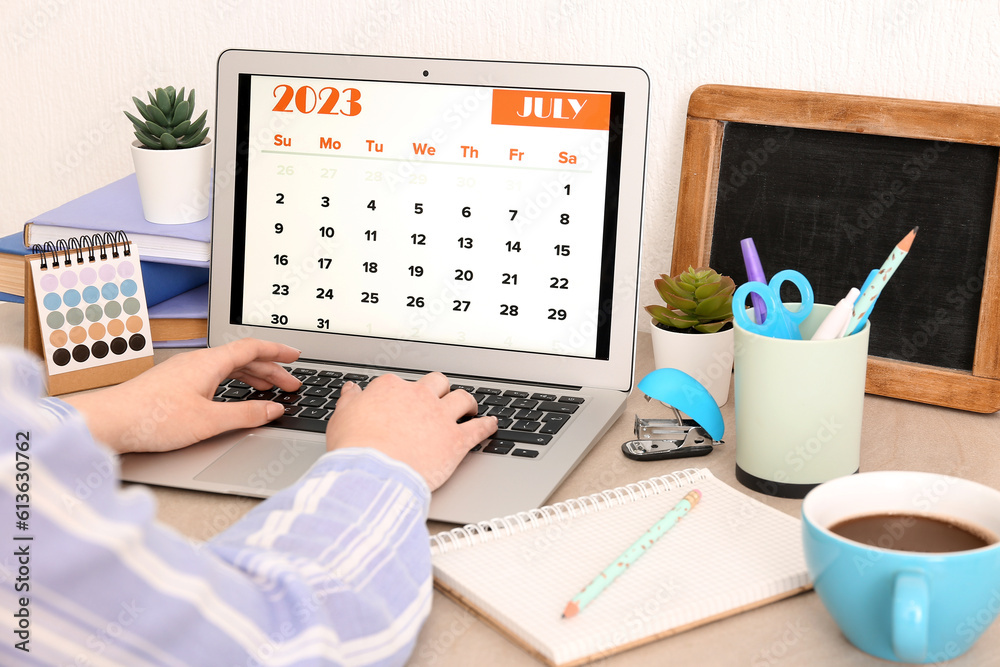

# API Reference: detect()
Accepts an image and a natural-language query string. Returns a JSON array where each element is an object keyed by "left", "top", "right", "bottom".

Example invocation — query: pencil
[
  {"left": 844, "top": 227, "right": 918, "bottom": 335},
  {"left": 562, "top": 489, "right": 701, "bottom": 618}
]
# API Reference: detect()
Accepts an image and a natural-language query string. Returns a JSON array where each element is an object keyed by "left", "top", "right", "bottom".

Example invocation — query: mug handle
[{"left": 892, "top": 571, "right": 929, "bottom": 662}]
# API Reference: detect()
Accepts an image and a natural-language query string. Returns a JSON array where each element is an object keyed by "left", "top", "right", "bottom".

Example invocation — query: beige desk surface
[{"left": 3, "top": 302, "right": 999, "bottom": 666}]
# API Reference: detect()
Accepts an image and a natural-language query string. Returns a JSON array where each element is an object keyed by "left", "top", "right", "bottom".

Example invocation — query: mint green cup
[{"left": 734, "top": 304, "right": 870, "bottom": 498}]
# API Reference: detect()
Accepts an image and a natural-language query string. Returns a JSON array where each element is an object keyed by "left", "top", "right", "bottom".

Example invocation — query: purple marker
[{"left": 740, "top": 237, "right": 768, "bottom": 324}]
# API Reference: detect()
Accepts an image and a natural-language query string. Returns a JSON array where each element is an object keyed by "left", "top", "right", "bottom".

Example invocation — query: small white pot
[
  {"left": 131, "top": 138, "right": 212, "bottom": 224},
  {"left": 649, "top": 319, "right": 734, "bottom": 407}
]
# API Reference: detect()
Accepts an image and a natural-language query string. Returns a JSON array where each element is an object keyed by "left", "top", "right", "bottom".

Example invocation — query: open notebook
[{"left": 430, "top": 468, "right": 811, "bottom": 667}]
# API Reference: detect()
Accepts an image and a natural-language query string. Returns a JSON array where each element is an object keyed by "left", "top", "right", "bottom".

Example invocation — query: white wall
[{"left": 4, "top": 0, "right": 998, "bottom": 326}]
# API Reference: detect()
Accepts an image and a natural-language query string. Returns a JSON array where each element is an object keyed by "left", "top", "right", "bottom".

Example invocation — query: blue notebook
[
  {"left": 0, "top": 232, "right": 29, "bottom": 257},
  {"left": 2, "top": 232, "right": 206, "bottom": 307},
  {"left": 0, "top": 233, "right": 30, "bottom": 303},
  {"left": 136, "top": 262, "right": 208, "bottom": 307}
]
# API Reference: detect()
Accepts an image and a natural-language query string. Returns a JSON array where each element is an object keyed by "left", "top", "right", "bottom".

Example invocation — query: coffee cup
[{"left": 802, "top": 471, "right": 1000, "bottom": 663}]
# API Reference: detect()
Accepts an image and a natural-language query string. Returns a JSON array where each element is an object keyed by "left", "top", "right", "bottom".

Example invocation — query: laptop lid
[{"left": 210, "top": 50, "right": 648, "bottom": 390}]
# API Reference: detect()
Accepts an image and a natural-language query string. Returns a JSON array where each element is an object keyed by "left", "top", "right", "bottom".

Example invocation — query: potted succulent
[
  {"left": 645, "top": 267, "right": 736, "bottom": 406},
  {"left": 125, "top": 86, "right": 211, "bottom": 224}
]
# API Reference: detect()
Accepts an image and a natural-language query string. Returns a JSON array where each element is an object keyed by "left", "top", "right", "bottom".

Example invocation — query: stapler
[{"left": 622, "top": 368, "right": 726, "bottom": 461}]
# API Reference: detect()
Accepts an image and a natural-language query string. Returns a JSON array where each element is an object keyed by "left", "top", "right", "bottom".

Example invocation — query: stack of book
[{"left": 2, "top": 174, "right": 209, "bottom": 346}]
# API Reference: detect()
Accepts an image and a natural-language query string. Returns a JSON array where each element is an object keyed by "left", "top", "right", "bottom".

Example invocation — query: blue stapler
[{"left": 622, "top": 368, "right": 726, "bottom": 461}]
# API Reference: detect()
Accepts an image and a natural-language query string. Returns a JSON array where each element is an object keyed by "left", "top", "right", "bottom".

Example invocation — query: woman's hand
[
  {"left": 326, "top": 372, "right": 498, "bottom": 490},
  {"left": 65, "top": 338, "right": 301, "bottom": 454}
]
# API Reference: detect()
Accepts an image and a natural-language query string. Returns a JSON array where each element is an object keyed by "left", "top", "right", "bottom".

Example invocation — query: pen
[
  {"left": 740, "top": 238, "right": 768, "bottom": 324},
  {"left": 844, "top": 227, "right": 918, "bottom": 335},
  {"left": 811, "top": 287, "right": 860, "bottom": 340},
  {"left": 562, "top": 489, "right": 701, "bottom": 618}
]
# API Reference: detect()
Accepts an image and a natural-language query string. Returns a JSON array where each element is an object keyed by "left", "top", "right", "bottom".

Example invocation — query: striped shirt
[{"left": 0, "top": 349, "right": 433, "bottom": 666}]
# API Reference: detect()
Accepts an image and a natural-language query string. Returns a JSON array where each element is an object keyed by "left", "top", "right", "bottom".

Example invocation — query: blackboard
[
  {"left": 710, "top": 124, "right": 997, "bottom": 371},
  {"left": 670, "top": 85, "right": 1000, "bottom": 413}
]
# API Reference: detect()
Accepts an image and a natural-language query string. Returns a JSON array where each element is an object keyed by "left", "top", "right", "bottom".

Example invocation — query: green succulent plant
[
  {"left": 125, "top": 86, "right": 209, "bottom": 150},
  {"left": 646, "top": 266, "right": 735, "bottom": 333}
]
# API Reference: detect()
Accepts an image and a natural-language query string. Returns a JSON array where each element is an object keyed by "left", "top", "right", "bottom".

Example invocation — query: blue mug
[{"left": 802, "top": 471, "right": 1000, "bottom": 663}]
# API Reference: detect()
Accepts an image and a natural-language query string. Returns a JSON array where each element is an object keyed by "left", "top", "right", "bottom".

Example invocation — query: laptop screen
[
  {"left": 229, "top": 74, "right": 623, "bottom": 360},
  {"left": 212, "top": 52, "right": 647, "bottom": 391}
]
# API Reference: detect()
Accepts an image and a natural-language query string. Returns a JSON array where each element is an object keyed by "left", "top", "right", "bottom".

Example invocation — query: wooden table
[{"left": 3, "top": 302, "right": 998, "bottom": 666}]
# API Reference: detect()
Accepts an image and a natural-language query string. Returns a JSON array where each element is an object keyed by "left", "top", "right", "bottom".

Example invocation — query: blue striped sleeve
[{"left": 0, "top": 348, "right": 434, "bottom": 666}]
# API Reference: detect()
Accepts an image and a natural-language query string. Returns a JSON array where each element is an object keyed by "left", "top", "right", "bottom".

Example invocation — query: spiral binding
[
  {"left": 429, "top": 468, "right": 709, "bottom": 553},
  {"left": 31, "top": 230, "right": 131, "bottom": 270}
]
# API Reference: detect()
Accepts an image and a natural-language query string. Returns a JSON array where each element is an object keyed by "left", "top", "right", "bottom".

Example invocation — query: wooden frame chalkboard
[{"left": 671, "top": 85, "right": 1000, "bottom": 413}]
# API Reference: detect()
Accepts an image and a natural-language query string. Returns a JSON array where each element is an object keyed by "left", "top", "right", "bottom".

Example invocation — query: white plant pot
[
  {"left": 131, "top": 138, "right": 212, "bottom": 224},
  {"left": 649, "top": 319, "right": 734, "bottom": 407}
]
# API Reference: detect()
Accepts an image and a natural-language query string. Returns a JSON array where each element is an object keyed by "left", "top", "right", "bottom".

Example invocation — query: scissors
[{"left": 733, "top": 269, "right": 815, "bottom": 340}]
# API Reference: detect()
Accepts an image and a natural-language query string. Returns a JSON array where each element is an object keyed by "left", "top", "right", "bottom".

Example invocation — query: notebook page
[{"left": 431, "top": 469, "right": 809, "bottom": 666}]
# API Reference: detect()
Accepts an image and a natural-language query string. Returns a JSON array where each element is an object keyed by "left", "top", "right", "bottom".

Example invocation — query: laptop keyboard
[{"left": 214, "top": 367, "right": 586, "bottom": 460}]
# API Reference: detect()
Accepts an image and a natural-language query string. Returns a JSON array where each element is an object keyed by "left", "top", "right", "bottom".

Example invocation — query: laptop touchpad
[{"left": 194, "top": 434, "right": 325, "bottom": 491}]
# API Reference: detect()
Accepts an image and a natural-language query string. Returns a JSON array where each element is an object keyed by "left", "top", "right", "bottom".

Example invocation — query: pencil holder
[{"left": 733, "top": 304, "right": 870, "bottom": 498}]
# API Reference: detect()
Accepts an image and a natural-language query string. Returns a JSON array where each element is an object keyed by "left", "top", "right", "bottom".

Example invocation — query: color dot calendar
[
  {"left": 29, "top": 241, "right": 153, "bottom": 376},
  {"left": 233, "top": 75, "right": 622, "bottom": 359}
]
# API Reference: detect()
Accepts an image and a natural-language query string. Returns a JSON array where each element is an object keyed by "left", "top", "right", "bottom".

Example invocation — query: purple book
[
  {"left": 24, "top": 173, "right": 210, "bottom": 267},
  {"left": 153, "top": 338, "right": 207, "bottom": 349},
  {"left": 149, "top": 284, "right": 208, "bottom": 348},
  {"left": 147, "top": 284, "right": 208, "bottom": 319}
]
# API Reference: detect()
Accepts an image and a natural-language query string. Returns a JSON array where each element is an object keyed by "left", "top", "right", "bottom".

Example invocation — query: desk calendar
[
  {"left": 233, "top": 73, "right": 624, "bottom": 360},
  {"left": 24, "top": 235, "right": 154, "bottom": 394}
]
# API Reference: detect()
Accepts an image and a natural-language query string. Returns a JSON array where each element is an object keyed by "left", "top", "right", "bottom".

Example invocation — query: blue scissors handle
[
  {"left": 734, "top": 270, "right": 814, "bottom": 339},
  {"left": 733, "top": 282, "right": 782, "bottom": 337},
  {"left": 769, "top": 269, "right": 815, "bottom": 332}
]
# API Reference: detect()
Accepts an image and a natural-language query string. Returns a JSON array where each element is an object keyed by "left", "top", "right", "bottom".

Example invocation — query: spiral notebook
[
  {"left": 431, "top": 468, "right": 811, "bottom": 667},
  {"left": 23, "top": 232, "right": 154, "bottom": 394}
]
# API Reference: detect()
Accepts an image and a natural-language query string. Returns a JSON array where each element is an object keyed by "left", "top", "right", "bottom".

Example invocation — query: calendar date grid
[{"left": 244, "top": 164, "right": 605, "bottom": 356}]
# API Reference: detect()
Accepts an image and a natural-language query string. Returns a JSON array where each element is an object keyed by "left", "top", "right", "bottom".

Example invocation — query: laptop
[{"left": 120, "top": 49, "right": 649, "bottom": 524}]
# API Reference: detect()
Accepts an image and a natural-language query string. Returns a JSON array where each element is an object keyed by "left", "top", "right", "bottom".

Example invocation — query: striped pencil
[
  {"left": 562, "top": 489, "right": 702, "bottom": 618},
  {"left": 844, "top": 227, "right": 918, "bottom": 335}
]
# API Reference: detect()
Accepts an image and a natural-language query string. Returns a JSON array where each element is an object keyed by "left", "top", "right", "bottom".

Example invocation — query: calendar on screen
[{"left": 232, "top": 74, "right": 624, "bottom": 359}]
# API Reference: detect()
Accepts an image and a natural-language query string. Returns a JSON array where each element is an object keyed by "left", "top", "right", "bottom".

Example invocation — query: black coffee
[{"left": 829, "top": 513, "right": 997, "bottom": 553}]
